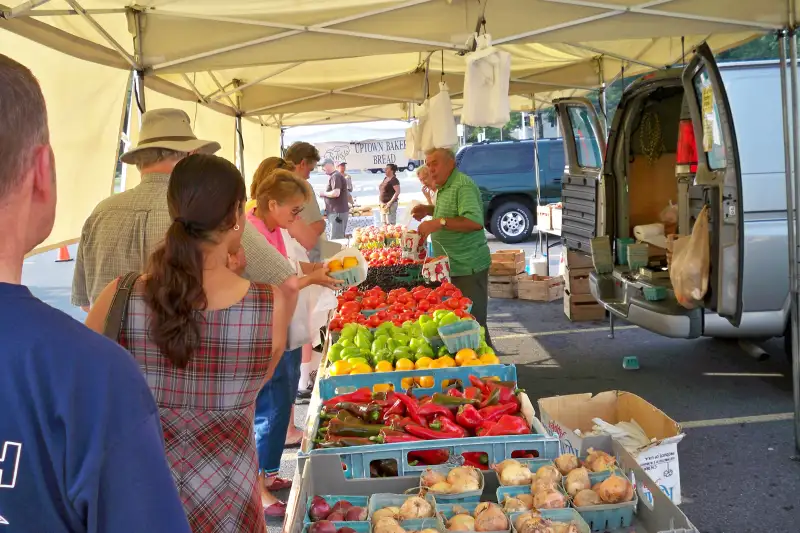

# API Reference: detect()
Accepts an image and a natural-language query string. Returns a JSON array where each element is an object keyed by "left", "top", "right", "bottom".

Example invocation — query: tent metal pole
[
  {"left": 207, "top": 62, "right": 303, "bottom": 103},
  {"left": 136, "top": 71, "right": 146, "bottom": 113},
  {"left": 541, "top": 0, "right": 780, "bottom": 31},
  {"left": 63, "top": 0, "right": 137, "bottom": 68},
  {"left": 511, "top": 79, "right": 595, "bottom": 90},
  {"left": 2, "top": 0, "right": 53, "bottom": 18},
  {"left": 789, "top": 28, "right": 800, "bottom": 454},
  {"left": 566, "top": 42, "right": 662, "bottom": 70},
  {"left": 207, "top": 71, "right": 238, "bottom": 111},
  {"left": 235, "top": 80, "right": 245, "bottom": 177}
]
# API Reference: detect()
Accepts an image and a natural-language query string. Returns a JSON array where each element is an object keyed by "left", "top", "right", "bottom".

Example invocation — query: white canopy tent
[{"left": 1, "top": 0, "right": 799, "bottom": 451}]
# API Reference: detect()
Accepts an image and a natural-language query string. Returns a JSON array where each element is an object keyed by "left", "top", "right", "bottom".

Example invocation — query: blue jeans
[{"left": 254, "top": 347, "right": 302, "bottom": 474}]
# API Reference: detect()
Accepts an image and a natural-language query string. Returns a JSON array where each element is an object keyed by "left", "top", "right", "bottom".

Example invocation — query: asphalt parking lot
[{"left": 25, "top": 237, "right": 800, "bottom": 533}]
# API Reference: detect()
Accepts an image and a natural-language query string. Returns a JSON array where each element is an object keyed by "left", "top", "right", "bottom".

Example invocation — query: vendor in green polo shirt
[{"left": 412, "top": 147, "right": 493, "bottom": 349}]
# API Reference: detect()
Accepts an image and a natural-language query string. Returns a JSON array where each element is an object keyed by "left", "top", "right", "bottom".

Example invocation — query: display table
[{"left": 534, "top": 225, "right": 561, "bottom": 276}]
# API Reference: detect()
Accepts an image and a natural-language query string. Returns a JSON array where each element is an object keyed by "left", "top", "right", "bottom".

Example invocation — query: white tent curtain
[{"left": 0, "top": 29, "right": 129, "bottom": 254}]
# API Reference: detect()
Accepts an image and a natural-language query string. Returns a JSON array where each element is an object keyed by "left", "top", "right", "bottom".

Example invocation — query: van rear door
[
  {"left": 553, "top": 97, "right": 606, "bottom": 253},
  {"left": 681, "top": 43, "right": 744, "bottom": 326}
]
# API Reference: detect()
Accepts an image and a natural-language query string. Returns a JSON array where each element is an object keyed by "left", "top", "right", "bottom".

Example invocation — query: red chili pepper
[
  {"left": 389, "top": 416, "right": 415, "bottom": 431},
  {"left": 479, "top": 387, "right": 501, "bottom": 409},
  {"left": 395, "top": 393, "right": 424, "bottom": 425},
  {"left": 463, "top": 387, "right": 483, "bottom": 401},
  {"left": 323, "top": 387, "right": 373, "bottom": 408},
  {"left": 478, "top": 402, "right": 518, "bottom": 423},
  {"left": 511, "top": 451, "right": 537, "bottom": 459},
  {"left": 405, "top": 423, "right": 465, "bottom": 440},
  {"left": 434, "top": 415, "right": 468, "bottom": 438},
  {"left": 431, "top": 393, "right": 480, "bottom": 409},
  {"left": 456, "top": 404, "right": 484, "bottom": 429},
  {"left": 469, "top": 375, "right": 491, "bottom": 395},
  {"left": 461, "top": 454, "right": 489, "bottom": 470},
  {"left": 462, "top": 452, "right": 489, "bottom": 465},
  {"left": 483, "top": 415, "right": 530, "bottom": 436},
  {"left": 475, "top": 420, "right": 495, "bottom": 437},
  {"left": 418, "top": 402, "right": 456, "bottom": 421},
  {"left": 483, "top": 381, "right": 520, "bottom": 408},
  {"left": 319, "top": 435, "right": 373, "bottom": 447},
  {"left": 446, "top": 388, "right": 465, "bottom": 398},
  {"left": 382, "top": 398, "right": 406, "bottom": 422},
  {"left": 408, "top": 449, "right": 450, "bottom": 465},
  {"left": 370, "top": 429, "right": 423, "bottom": 444}
]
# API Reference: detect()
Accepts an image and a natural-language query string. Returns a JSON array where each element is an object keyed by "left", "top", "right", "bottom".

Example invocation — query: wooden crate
[
  {"left": 564, "top": 290, "right": 606, "bottom": 322},
  {"left": 489, "top": 273, "right": 525, "bottom": 299},
  {"left": 517, "top": 275, "right": 564, "bottom": 302},
  {"left": 489, "top": 249, "right": 526, "bottom": 276},
  {"left": 564, "top": 249, "right": 594, "bottom": 269},
  {"left": 564, "top": 266, "right": 593, "bottom": 295}
]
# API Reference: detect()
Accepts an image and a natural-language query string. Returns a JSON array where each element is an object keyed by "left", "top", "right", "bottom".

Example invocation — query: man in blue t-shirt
[{"left": 0, "top": 55, "right": 191, "bottom": 532}]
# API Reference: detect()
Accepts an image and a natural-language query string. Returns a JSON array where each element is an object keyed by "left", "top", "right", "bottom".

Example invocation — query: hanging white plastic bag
[
  {"left": 669, "top": 206, "right": 710, "bottom": 309},
  {"left": 427, "top": 82, "right": 458, "bottom": 149}
]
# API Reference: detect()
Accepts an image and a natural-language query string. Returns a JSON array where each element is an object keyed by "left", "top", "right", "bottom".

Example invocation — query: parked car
[
  {"left": 455, "top": 138, "right": 565, "bottom": 243},
  {"left": 555, "top": 45, "right": 791, "bottom": 356}
]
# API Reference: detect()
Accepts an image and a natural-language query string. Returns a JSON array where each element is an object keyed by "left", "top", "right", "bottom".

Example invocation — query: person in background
[
  {"left": 412, "top": 148, "right": 493, "bottom": 349},
  {"left": 86, "top": 154, "right": 288, "bottom": 531},
  {"left": 338, "top": 161, "right": 355, "bottom": 207},
  {"left": 71, "top": 108, "right": 299, "bottom": 315},
  {"left": 248, "top": 167, "right": 341, "bottom": 516},
  {"left": 379, "top": 163, "right": 401, "bottom": 225},
  {"left": 284, "top": 142, "right": 326, "bottom": 263},
  {"left": 318, "top": 158, "right": 349, "bottom": 239},
  {"left": 417, "top": 166, "right": 437, "bottom": 206},
  {"left": 0, "top": 53, "right": 191, "bottom": 533},
  {"left": 273, "top": 148, "right": 327, "bottom": 403}
]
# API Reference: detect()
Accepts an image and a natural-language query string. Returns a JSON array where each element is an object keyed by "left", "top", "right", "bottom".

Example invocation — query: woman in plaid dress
[{"left": 87, "top": 154, "right": 289, "bottom": 532}]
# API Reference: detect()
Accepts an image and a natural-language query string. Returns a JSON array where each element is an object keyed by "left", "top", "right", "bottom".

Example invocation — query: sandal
[
  {"left": 263, "top": 500, "right": 287, "bottom": 518},
  {"left": 266, "top": 477, "right": 293, "bottom": 491}
]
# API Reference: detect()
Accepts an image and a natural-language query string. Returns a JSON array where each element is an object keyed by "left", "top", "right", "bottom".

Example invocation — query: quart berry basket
[
  {"left": 330, "top": 267, "right": 360, "bottom": 287},
  {"left": 303, "top": 495, "right": 369, "bottom": 525},
  {"left": 420, "top": 465, "right": 484, "bottom": 503},
  {"left": 438, "top": 320, "right": 481, "bottom": 352}
]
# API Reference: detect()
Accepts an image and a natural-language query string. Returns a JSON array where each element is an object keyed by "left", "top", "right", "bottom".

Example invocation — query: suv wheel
[
  {"left": 490, "top": 201, "right": 533, "bottom": 243},
  {"left": 406, "top": 162, "right": 416, "bottom": 171}
]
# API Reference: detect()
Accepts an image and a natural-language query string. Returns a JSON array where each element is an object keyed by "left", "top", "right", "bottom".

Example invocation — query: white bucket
[
  {"left": 529, "top": 256, "right": 548, "bottom": 276},
  {"left": 401, "top": 230, "right": 426, "bottom": 260}
]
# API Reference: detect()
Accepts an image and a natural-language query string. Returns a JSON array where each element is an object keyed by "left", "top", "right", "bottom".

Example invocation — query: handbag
[{"left": 102, "top": 272, "right": 140, "bottom": 341}]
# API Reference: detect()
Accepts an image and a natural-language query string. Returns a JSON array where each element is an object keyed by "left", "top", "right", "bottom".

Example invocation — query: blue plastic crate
[
  {"left": 438, "top": 320, "right": 480, "bottom": 352},
  {"left": 421, "top": 465, "right": 483, "bottom": 504},
  {"left": 494, "top": 458, "right": 553, "bottom": 487},
  {"left": 508, "top": 509, "right": 591, "bottom": 533},
  {"left": 318, "top": 364, "right": 517, "bottom": 400},
  {"left": 570, "top": 470, "right": 637, "bottom": 532},
  {"left": 303, "top": 522, "right": 370, "bottom": 533},
  {"left": 437, "top": 503, "right": 510, "bottom": 533},
  {"left": 303, "top": 495, "right": 369, "bottom": 525},
  {"left": 367, "top": 493, "right": 438, "bottom": 523}
]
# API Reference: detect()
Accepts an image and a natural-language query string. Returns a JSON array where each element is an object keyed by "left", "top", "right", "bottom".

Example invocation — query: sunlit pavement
[{"left": 23, "top": 237, "right": 800, "bottom": 532}]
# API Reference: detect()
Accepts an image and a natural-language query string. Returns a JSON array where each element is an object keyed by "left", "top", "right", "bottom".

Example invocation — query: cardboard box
[
  {"left": 489, "top": 249, "right": 525, "bottom": 276},
  {"left": 537, "top": 205, "right": 552, "bottom": 230},
  {"left": 538, "top": 391, "right": 685, "bottom": 505},
  {"left": 488, "top": 273, "right": 525, "bottom": 299},
  {"left": 564, "top": 289, "right": 605, "bottom": 321},
  {"left": 551, "top": 205, "right": 563, "bottom": 230},
  {"left": 565, "top": 266, "right": 593, "bottom": 295},
  {"left": 564, "top": 249, "right": 594, "bottom": 269},
  {"left": 517, "top": 275, "right": 564, "bottom": 302}
]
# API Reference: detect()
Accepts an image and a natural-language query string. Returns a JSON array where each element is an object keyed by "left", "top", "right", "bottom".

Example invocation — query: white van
[{"left": 555, "top": 45, "right": 791, "bottom": 356}]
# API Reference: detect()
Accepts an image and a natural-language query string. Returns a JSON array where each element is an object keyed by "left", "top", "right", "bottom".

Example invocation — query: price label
[{"left": 701, "top": 86, "right": 714, "bottom": 115}]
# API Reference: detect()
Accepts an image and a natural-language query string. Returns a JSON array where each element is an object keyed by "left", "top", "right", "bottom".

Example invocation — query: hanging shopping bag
[
  {"left": 422, "top": 255, "right": 451, "bottom": 283},
  {"left": 669, "top": 206, "right": 711, "bottom": 309}
]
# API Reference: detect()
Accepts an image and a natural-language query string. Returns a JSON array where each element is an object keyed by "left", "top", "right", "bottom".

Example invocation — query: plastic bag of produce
[{"left": 669, "top": 205, "right": 710, "bottom": 309}]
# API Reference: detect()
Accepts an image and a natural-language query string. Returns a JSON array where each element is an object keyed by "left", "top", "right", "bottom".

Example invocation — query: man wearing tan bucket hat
[{"left": 71, "top": 108, "right": 299, "bottom": 311}]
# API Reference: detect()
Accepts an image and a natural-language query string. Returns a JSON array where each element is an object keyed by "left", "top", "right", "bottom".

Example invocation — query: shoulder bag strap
[{"left": 102, "top": 272, "right": 140, "bottom": 341}]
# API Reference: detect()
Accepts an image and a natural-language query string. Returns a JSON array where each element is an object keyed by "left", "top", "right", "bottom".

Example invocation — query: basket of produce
[
  {"left": 305, "top": 495, "right": 370, "bottom": 525},
  {"left": 368, "top": 492, "right": 438, "bottom": 524},
  {"left": 509, "top": 510, "right": 590, "bottom": 533},
  {"left": 303, "top": 521, "right": 370, "bottom": 533},
  {"left": 437, "top": 502, "right": 510, "bottom": 533},
  {"left": 560, "top": 449, "right": 637, "bottom": 533},
  {"left": 420, "top": 465, "right": 483, "bottom": 503},
  {"left": 438, "top": 320, "right": 480, "bottom": 353},
  {"left": 327, "top": 248, "right": 368, "bottom": 288},
  {"left": 491, "top": 458, "right": 554, "bottom": 487}
]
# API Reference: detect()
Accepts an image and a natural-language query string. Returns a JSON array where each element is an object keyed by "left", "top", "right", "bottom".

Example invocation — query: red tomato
[
  {"left": 446, "top": 298, "right": 461, "bottom": 310},
  {"left": 347, "top": 286, "right": 361, "bottom": 294},
  {"left": 392, "top": 320, "right": 404, "bottom": 327},
  {"left": 376, "top": 310, "right": 389, "bottom": 320},
  {"left": 459, "top": 297, "right": 473, "bottom": 309},
  {"left": 451, "top": 289, "right": 463, "bottom": 299},
  {"left": 398, "top": 293, "right": 413, "bottom": 305},
  {"left": 426, "top": 294, "right": 441, "bottom": 304},
  {"left": 340, "top": 301, "right": 361, "bottom": 315},
  {"left": 387, "top": 296, "right": 397, "bottom": 305},
  {"left": 342, "top": 292, "right": 357, "bottom": 302},
  {"left": 441, "top": 282, "right": 456, "bottom": 291},
  {"left": 367, "top": 315, "right": 382, "bottom": 328},
  {"left": 361, "top": 297, "right": 378, "bottom": 310},
  {"left": 443, "top": 290, "right": 455, "bottom": 297},
  {"left": 417, "top": 300, "right": 431, "bottom": 312},
  {"left": 391, "top": 303, "right": 406, "bottom": 314},
  {"left": 411, "top": 285, "right": 425, "bottom": 293},
  {"left": 328, "top": 318, "right": 343, "bottom": 331},
  {"left": 454, "top": 309, "right": 466, "bottom": 318}
]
